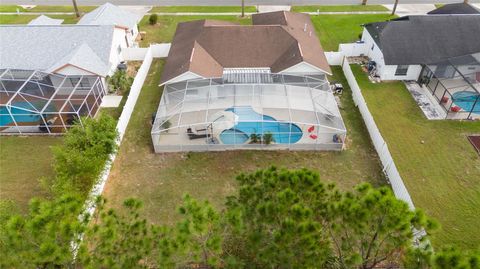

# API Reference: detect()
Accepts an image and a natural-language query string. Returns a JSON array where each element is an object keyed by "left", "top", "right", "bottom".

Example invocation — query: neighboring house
[
  {"left": 78, "top": 2, "right": 142, "bottom": 48},
  {"left": 160, "top": 11, "right": 331, "bottom": 85},
  {"left": 427, "top": 2, "right": 480, "bottom": 15},
  {"left": 28, "top": 15, "right": 64, "bottom": 25},
  {"left": 361, "top": 15, "right": 480, "bottom": 81},
  {"left": 1, "top": 25, "right": 116, "bottom": 77},
  {"left": 0, "top": 3, "right": 141, "bottom": 134}
]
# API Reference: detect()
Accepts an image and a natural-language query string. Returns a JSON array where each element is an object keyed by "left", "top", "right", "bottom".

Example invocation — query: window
[
  {"left": 117, "top": 45, "right": 122, "bottom": 54},
  {"left": 69, "top": 78, "right": 80, "bottom": 87},
  {"left": 69, "top": 77, "right": 90, "bottom": 88},
  {"left": 371, "top": 44, "right": 375, "bottom": 51},
  {"left": 395, "top": 65, "right": 409, "bottom": 76}
]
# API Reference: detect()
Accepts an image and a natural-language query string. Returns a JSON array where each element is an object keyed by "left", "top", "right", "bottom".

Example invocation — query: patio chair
[{"left": 187, "top": 127, "right": 209, "bottom": 140}]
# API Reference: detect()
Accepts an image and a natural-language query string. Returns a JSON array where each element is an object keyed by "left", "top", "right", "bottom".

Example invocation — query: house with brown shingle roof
[{"left": 160, "top": 11, "right": 331, "bottom": 85}]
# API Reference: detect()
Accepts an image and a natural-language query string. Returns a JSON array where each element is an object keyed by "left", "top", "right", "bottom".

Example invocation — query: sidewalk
[{"left": 383, "top": 4, "right": 436, "bottom": 15}]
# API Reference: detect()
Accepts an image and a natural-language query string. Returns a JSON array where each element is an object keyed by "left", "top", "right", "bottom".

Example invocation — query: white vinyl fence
[
  {"left": 340, "top": 57, "right": 415, "bottom": 210},
  {"left": 337, "top": 56, "right": 427, "bottom": 242}
]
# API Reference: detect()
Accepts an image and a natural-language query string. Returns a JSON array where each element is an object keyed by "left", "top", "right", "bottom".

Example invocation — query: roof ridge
[{"left": 91, "top": 3, "right": 110, "bottom": 21}]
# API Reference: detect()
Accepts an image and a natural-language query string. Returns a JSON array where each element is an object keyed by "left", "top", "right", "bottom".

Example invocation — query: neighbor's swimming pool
[
  {"left": 0, "top": 101, "right": 54, "bottom": 126},
  {"left": 219, "top": 107, "right": 303, "bottom": 144},
  {"left": 452, "top": 91, "right": 480, "bottom": 114}
]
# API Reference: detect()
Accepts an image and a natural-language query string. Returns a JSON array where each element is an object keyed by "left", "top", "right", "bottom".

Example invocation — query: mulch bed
[{"left": 467, "top": 135, "right": 480, "bottom": 155}]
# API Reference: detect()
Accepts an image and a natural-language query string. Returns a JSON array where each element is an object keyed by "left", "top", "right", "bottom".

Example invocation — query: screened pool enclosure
[
  {"left": 420, "top": 54, "right": 480, "bottom": 120},
  {"left": 0, "top": 69, "right": 106, "bottom": 134},
  {"left": 152, "top": 74, "right": 346, "bottom": 152}
]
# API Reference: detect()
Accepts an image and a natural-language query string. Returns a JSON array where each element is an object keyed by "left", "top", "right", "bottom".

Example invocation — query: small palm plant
[
  {"left": 262, "top": 132, "right": 275, "bottom": 145},
  {"left": 250, "top": 132, "right": 260, "bottom": 144}
]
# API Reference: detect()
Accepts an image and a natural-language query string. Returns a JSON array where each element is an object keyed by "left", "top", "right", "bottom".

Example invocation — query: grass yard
[
  {"left": 0, "top": 5, "right": 25, "bottom": 12},
  {"left": 150, "top": 6, "right": 256, "bottom": 13},
  {"left": 292, "top": 5, "right": 388, "bottom": 12},
  {"left": 0, "top": 14, "right": 80, "bottom": 24},
  {"left": 0, "top": 136, "right": 62, "bottom": 212},
  {"left": 352, "top": 65, "right": 480, "bottom": 249},
  {"left": 310, "top": 14, "right": 395, "bottom": 51},
  {"left": 102, "top": 55, "right": 384, "bottom": 225}
]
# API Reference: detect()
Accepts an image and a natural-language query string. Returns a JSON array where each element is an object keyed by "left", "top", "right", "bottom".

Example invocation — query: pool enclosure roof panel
[
  {"left": 152, "top": 74, "right": 346, "bottom": 135},
  {"left": 0, "top": 69, "right": 103, "bottom": 113}
]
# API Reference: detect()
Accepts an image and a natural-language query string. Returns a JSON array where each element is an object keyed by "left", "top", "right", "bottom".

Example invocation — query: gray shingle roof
[
  {"left": 46, "top": 43, "right": 109, "bottom": 76},
  {"left": 0, "top": 25, "right": 114, "bottom": 76},
  {"left": 77, "top": 2, "right": 141, "bottom": 29},
  {"left": 365, "top": 15, "right": 480, "bottom": 65},
  {"left": 28, "top": 15, "right": 64, "bottom": 25},
  {"left": 427, "top": 3, "right": 480, "bottom": 15}
]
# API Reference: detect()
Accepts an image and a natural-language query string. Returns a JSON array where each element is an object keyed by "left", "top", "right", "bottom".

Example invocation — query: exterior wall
[
  {"left": 125, "top": 24, "right": 139, "bottom": 47},
  {"left": 107, "top": 27, "right": 130, "bottom": 76},
  {"left": 380, "top": 64, "right": 423, "bottom": 81},
  {"left": 55, "top": 65, "right": 96, "bottom": 76},
  {"left": 361, "top": 28, "right": 422, "bottom": 81},
  {"left": 278, "top": 62, "right": 328, "bottom": 75},
  {"left": 161, "top": 72, "right": 203, "bottom": 85}
]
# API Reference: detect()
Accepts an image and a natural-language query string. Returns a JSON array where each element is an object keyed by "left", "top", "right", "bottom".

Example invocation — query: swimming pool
[
  {"left": 219, "top": 107, "right": 303, "bottom": 144},
  {"left": 0, "top": 101, "right": 53, "bottom": 126},
  {"left": 452, "top": 91, "right": 480, "bottom": 114}
]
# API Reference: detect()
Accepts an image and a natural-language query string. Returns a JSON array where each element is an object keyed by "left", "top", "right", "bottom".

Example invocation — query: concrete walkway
[
  {"left": 118, "top": 5, "right": 152, "bottom": 17},
  {"left": 257, "top": 5, "right": 290, "bottom": 12},
  {"left": 383, "top": 4, "right": 436, "bottom": 15}
]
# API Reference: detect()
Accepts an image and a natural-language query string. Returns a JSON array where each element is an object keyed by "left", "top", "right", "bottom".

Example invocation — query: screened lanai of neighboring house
[
  {"left": 420, "top": 53, "right": 480, "bottom": 120},
  {"left": 0, "top": 69, "right": 106, "bottom": 134},
  {"left": 151, "top": 74, "right": 346, "bottom": 152}
]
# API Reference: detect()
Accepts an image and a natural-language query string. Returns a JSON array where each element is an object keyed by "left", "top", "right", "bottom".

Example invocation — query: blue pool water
[
  {"left": 452, "top": 91, "right": 480, "bottom": 114},
  {"left": 219, "top": 107, "right": 303, "bottom": 144},
  {"left": 0, "top": 102, "right": 52, "bottom": 126}
]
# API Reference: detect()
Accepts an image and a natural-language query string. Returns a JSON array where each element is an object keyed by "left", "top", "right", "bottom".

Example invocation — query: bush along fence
[
  {"left": 72, "top": 45, "right": 169, "bottom": 256},
  {"left": 328, "top": 53, "right": 427, "bottom": 242}
]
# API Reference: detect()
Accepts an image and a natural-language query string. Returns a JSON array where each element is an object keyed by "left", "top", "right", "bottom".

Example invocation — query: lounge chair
[{"left": 187, "top": 127, "right": 209, "bottom": 140}]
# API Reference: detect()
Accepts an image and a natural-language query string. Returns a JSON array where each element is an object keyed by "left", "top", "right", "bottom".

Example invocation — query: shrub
[
  {"left": 49, "top": 115, "right": 118, "bottom": 197},
  {"left": 149, "top": 14, "right": 158, "bottom": 25},
  {"left": 108, "top": 70, "right": 133, "bottom": 94},
  {"left": 262, "top": 132, "right": 274, "bottom": 145}
]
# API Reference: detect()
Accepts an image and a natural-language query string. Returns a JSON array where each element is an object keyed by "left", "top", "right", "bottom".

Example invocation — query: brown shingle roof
[{"left": 160, "top": 12, "right": 331, "bottom": 84}]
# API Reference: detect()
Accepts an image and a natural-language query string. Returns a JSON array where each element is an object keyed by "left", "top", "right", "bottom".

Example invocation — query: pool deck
[
  {"left": 406, "top": 82, "right": 480, "bottom": 120},
  {"left": 405, "top": 82, "right": 446, "bottom": 120},
  {"left": 153, "top": 107, "right": 345, "bottom": 149}
]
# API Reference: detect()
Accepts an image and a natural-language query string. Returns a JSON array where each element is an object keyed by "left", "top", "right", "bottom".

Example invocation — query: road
[{"left": 2, "top": 0, "right": 479, "bottom": 5}]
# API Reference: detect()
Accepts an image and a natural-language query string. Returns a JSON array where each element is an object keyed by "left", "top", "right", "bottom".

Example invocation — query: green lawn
[
  {"left": 0, "top": 14, "right": 80, "bottom": 24},
  {"left": 0, "top": 5, "right": 95, "bottom": 13},
  {"left": 310, "top": 14, "right": 394, "bottom": 51},
  {"left": 150, "top": 6, "right": 256, "bottom": 13},
  {"left": 0, "top": 136, "right": 62, "bottom": 212},
  {"left": 0, "top": 5, "right": 25, "bottom": 12},
  {"left": 352, "top": 65, "right": 480, "bottom": 250},
  {"left": 292, "top": 5, "right": 388, "bottom": 12}
]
